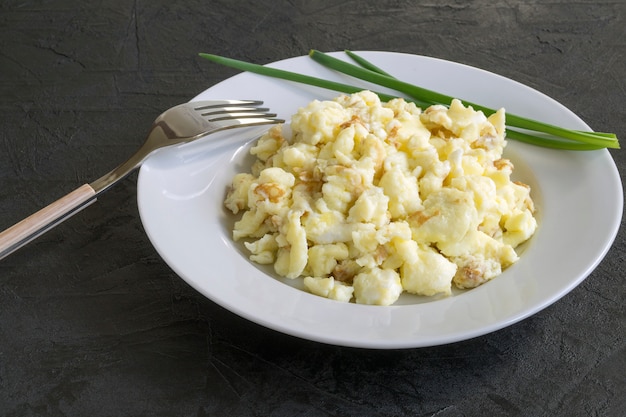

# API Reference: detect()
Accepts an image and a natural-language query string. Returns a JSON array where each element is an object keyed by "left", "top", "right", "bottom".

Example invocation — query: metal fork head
[
  {"left": 89, "top": 100, "right": 282, "bottom": 194},
  {"left": 149, "top": 100, "right": 282, "bottom": 145}
]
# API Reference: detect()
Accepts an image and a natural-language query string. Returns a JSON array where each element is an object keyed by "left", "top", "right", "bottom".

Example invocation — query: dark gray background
[{"left": 1, "top": 1, "right": 624, "bottom": 416}]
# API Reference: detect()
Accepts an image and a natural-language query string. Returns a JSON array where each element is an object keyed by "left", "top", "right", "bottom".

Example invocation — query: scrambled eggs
[{"left": 224, "top": 91, "right": 537, "bottom": 305}]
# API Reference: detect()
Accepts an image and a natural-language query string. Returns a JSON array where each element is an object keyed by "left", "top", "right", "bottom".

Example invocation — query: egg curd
[{"left": 224, "top": 91, "right": 537, "bottom": 306}]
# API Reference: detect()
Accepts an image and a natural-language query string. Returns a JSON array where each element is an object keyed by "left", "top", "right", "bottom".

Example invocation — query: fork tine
[
  {"left": 212, "top": 117, "right": 284, "bottom": 129},
  {"left": 206, "top": 112, "right": 278, "bottom": 122},
  {"left": 192, "top": 100, "right": 263, "bottom": 110},
  {"left": 192, "top": 99, "right": 282, "bottom": 125},
  {"left": 199, "top": 106, "right": 270, "bottom": 116}
]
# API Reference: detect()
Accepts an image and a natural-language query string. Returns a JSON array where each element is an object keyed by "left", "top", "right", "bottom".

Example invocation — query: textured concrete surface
[{"left": 0, "top": 0, "right": 624, "bottom": 416}]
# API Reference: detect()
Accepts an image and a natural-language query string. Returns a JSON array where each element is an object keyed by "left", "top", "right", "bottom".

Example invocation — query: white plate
[{"left": 137, "top": 51, "right": 622, "bottom": 348}]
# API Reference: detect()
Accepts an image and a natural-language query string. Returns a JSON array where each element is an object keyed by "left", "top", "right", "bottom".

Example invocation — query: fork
[{"left": 0, "top": 100, "right": 282, "bottom": 261}]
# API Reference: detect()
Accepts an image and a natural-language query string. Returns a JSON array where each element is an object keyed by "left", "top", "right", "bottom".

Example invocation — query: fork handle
[{"left": 0, "top": 184, "right": 97, "bottom": 260}]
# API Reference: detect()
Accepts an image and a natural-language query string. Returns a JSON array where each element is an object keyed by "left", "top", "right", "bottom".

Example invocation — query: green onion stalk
[{"left": 199, "top": 50, "right": 619, "bottom": 151}]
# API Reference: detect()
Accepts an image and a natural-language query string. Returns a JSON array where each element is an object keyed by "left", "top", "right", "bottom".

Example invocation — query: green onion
[
  {"left": 344, "top": 50, "right": 393, "bottom": 77},
  {"left": 198, "top": 53, "right": 403, "bottom": 104},
  {"left": 199, "top": 51, "right": 619, "bottom": 150},
  {"left": 504, "top": 129, "right": 609, "bottom": 150}
]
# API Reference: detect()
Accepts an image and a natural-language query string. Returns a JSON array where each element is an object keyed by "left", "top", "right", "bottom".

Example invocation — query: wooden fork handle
[{"left": 0, "top": 184, "right": 97, "bottom": 260}]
